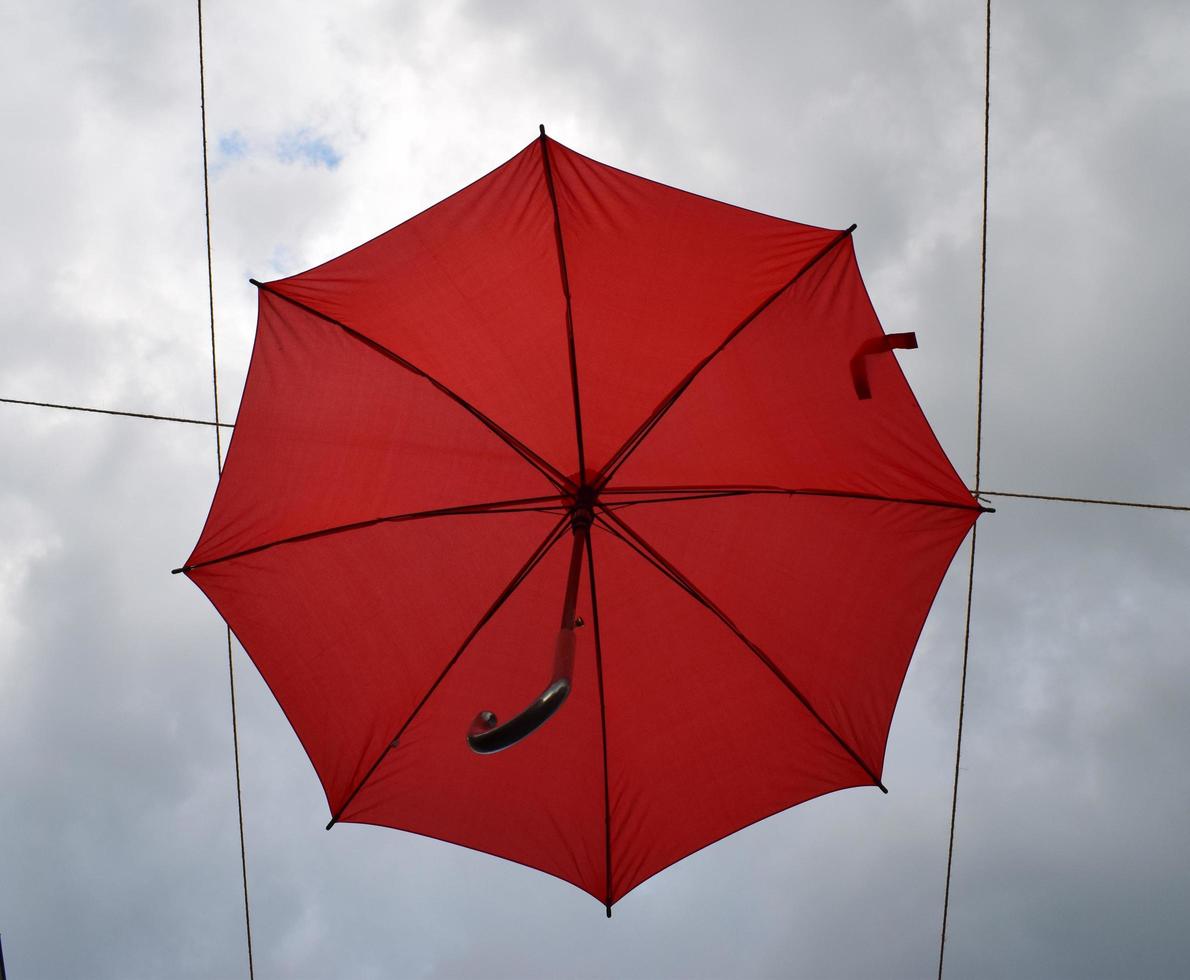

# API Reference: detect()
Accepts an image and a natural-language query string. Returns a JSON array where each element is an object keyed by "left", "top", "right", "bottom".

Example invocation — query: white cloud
[{"left": 2, "top": 1, "right": 1188, "bottom": 977}]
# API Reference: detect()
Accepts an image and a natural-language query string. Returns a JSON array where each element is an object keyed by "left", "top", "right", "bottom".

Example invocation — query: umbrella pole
[{"left": 559, "top": 512, "right": 588, "bottom": 628}]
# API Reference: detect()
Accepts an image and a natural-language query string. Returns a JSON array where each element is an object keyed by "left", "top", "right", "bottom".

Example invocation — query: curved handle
[
  {"left": 467, "top": 628, "right": 575, "bottom": 754},
  {"left": 466, "top": 521, "right": 588, "bottom": 754}
]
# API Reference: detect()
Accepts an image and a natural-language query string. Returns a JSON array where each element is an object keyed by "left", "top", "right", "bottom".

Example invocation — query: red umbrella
[{"left": 179, "top": 128, "right": 982, "bottom": 914}]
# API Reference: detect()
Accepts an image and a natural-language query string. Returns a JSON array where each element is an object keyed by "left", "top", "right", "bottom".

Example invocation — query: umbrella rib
[
  {"left": 326, "top": 514, "right": 571, "bottom": 829},
  {"left": 173, "top": 494, "right": 566, "bottom": 574},
  {"left": 251, "top": 280, "right": 572, "bottom": 492},
  {"left": 594, "top": 224, "right": 856, "bottom": 489},
  {"left": 595, "top": 506, "right": 889, "bottom": 794},
  {"left": 539, "top": 126, "right": 587, "bottom": 476},
  {"left": 584, "top": 527, "right": 615, "bottom": 917},
  {"left": 601, "top": 484, "right": 991, "bottom": 514}
]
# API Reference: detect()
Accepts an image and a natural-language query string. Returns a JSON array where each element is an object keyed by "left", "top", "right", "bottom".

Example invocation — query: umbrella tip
[
  {"left": 539, "top": 123, "right": 546, "bottom": 137},
  {"left": 605, "top": 904, "right": 612, "bottom": 918}
]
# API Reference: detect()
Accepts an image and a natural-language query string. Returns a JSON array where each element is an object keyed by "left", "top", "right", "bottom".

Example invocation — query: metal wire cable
[
  {"left": 11, "top": 394, "right": 1187, "bottom": 519},
  {"left": 7, "top": 388, "right": 1184, "bottom": 525},
  {"left": 939, "top": 2, "right": 991, "bottom": 977},
  {"left": 197, "top": 1, "right": 254, "bottom": 975},
  {"left": 981, "top": 490, "right": 1190, "bottom": 513},
  {"left": 0, "top": 395, "right": 231, "bottom": 428},
  {"left": 939, "top": 526, "right": 978, "bottom": 980}
]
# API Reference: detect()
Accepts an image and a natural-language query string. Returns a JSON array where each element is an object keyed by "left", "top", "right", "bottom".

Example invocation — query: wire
[
  {"left": 938, "top": 524, "right": 978, "bottom": 978},
  {"left": 13, "top": 384, "right": 1189, "bottom": 522},
  {"left": 0, "top": 396, "right": 231, "bottom": 428},
  {"left": 198, "top": 9, "right": 224, "bottom": 470},
  {"left": 981, "top": 490, "right": 1189, "bottom": 514},
  {"left": 939, "top": 2, "right": 990, "bottom": 977},
  {"left": 197, "top": 1, "right": 254, "bottom": 976}
]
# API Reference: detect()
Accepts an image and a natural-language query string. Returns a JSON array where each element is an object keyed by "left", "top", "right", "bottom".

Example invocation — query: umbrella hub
[{"left": 565, "top": 471, "right": 599, "bottom": 530}]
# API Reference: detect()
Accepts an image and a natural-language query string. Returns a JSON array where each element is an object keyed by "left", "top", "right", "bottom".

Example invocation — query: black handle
[
  {"left": 466, "top": 522, "right": 587, "bottom": 754},
  {"left": 466, "top": 628, "right": 576, "bottom": 754}
]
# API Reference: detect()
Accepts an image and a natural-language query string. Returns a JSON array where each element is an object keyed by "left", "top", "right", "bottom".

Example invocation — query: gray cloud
[{"left": 2, "top": 1, "right": 1188, "bottom": 977}]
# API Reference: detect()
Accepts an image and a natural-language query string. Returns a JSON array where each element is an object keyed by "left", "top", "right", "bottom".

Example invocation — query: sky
[{"left": 1, "top": 1, "right": 1188, "bottom": 977}]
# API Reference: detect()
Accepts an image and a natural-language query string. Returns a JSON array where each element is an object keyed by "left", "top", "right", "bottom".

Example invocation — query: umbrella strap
[{"left": 850, "top": 332, "right": 918, "bottom": 399}]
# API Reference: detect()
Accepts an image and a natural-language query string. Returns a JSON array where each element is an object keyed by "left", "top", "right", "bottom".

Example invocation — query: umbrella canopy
[{"left": 181, "top": 130, "right": 981, "bottom": 913}]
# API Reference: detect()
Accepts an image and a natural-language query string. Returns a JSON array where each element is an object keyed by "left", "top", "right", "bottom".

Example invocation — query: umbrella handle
[
  {"left": 466, "top": 628, "right": 576, "bottom": 754},
  {"left": 467, "top": 521, "right": 587, "bottom": 754}
]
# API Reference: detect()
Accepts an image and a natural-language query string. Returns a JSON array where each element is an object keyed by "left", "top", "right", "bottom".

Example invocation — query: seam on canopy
[
  {"left": 583, "top": 528, "right": 615, "bottom": 915},
  {"left": 601, "top": 484, "right": 990, "bottom": 513},
  {"left": 177, "top": 494, "right": 567, "bottom": 574},
  {"left": 326, "top": 514, "right": 571, "bottom": 829},
  {"left": 538, "top": 128, "right": 588, "bottom": 477},
  {"left": 594, "top": 224, "right": 856, "bottom": 489},
  {"left": 593, "top": 506, "right": 888, "bottom": 794},
  {"left": 252, "top": 280, "right": 571, "bottom": 492}
]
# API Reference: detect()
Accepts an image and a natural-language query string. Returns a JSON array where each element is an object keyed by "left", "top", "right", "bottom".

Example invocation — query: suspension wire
[
  {"left": 0, "top": 395, "right": 232, "bottom": 428},
  {"left": 7, "top": 407, "right": 1183, "bottom": 518},
  {"left": 939, "top": 2, "right": 990, "bottom": 977},
  {"left": 981, "top": 490, "right": 1190, "bottom": 514},
  {"left": 198, "top": 8, "right": 224, "bottom": 471},
  {"left": 197, "top": 1, "right": 254, "bottom": 976},
  {"left": 939, "top": 525, "right": 978, "bottom": 980},
  {"left": 222, "top": 627, "right": 254, "bottom": 978},
  {"left": 13, "top": 379, "right": 1190, "bottom": 520}
]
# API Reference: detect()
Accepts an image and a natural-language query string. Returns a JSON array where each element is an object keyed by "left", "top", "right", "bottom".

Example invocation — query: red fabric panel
[
  {"left": 341, "top": 529, "right": 608, "bottom": 901},
  {"left": 591, "top": 525, "right": 871, "bottom": 902},
  {"left": 851, "top": 331, "right": 918, "bottom": 400},
  {"left": 547, "top": 141, "right": 843, "bottom": 471},
  {"left": 330, "top": 509, "right": 941, "bottom": 906},
  {"left": 187, "top": 290, "right": 555, "bottom": 568},
  {"left": 614, "top": 239, "right": 972, "bottom": 506},
  {"left": 188, "top": 511, "right": 561, "bottom": 813},
  {"left": 607, "top": 494, "right": 977, "bottom": 776},
  {"left": 259, "top": 143, "right": 581, "bottom": 474}
]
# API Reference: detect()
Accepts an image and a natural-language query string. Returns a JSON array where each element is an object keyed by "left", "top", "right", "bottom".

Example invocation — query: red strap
[{"left": 850, "top": 332, "right": 918, "bottom": 399}]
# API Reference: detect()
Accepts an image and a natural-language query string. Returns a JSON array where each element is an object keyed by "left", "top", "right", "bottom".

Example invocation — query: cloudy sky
[{"left": 2, "top": 1, "right": 1188, "bottom": 977}]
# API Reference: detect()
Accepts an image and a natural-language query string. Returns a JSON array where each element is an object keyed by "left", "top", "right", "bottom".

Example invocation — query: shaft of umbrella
[
  {"left": 467, "top": 513, "right": 589, "bottom": 754},
  {"left": 558, "top": 512, "right": 588, "bottom": 628}
]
